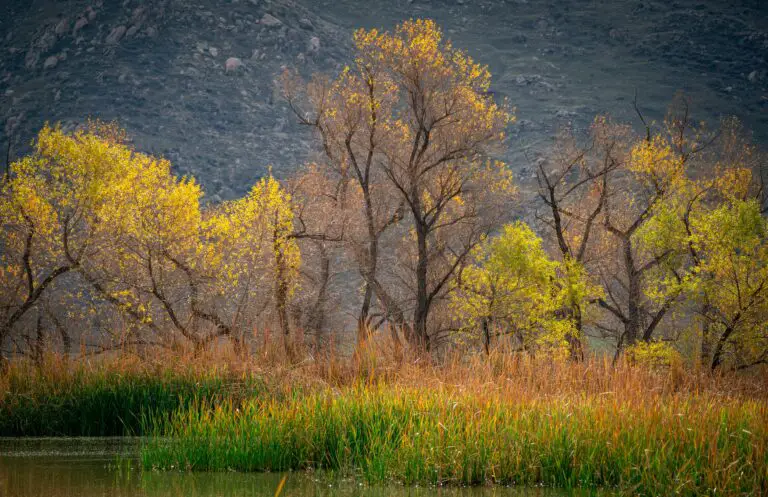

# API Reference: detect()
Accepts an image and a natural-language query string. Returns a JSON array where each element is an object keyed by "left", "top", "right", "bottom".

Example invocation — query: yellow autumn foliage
[{"left": 1, "top": 123, "right": 301, "bottom": 352}]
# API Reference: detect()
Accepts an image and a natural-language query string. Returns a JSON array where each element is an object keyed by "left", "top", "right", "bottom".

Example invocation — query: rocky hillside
[{"left": 1, "top": 0, "right": 766, "bottom": 200}]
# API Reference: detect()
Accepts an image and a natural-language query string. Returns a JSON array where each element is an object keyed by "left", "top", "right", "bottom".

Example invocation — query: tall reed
[
  {"left": 3, "top": 342, "right": 767, "bottom": 495},
  {"left": 141, "top": 384, "right": 768, "bottom": 496},
  {"left": 0, "top": 353, "right": 265, "bottom": 436}
]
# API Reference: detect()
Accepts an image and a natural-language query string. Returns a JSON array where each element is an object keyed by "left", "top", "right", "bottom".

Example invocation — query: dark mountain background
[{"left": 1, "top": 0, "right": 766, "bottom": 202}]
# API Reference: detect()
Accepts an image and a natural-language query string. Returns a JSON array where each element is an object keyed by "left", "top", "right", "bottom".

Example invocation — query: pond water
[{"left": 0, "top": 438, "right": 606, "bottom": 497}]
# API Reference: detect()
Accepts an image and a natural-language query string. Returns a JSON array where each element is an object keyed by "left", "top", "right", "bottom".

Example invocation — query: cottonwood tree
[
  {"left": 11, "top": 123, "right": 303, "bottom": 355},
  {"left": 285, "top": 164, "right": 352, "bottom": 350},
  {"left": 689, "top": 194, "right": 768, "bottom": 370},
  {"left": 88, "top": 157, "right": 302, "bottom": 355},
  {"left": 281, "top": 34, "right": 406, "bottom": 335},
  {"left": 653, "top": 118, "right": 768, "bottom": 370},
  {"left": 538, "top": 100, "right": 727, "bottom": 356},
  {"left": 451, "top": 221, "right": 598, "bottom": 357},
  {"left": 611, "top": 105, "right": 768, "bottom": 362},
  {"left": 625, "top": 104, "right": 763, "bottom": 363},
  {"left": 536, "top": 116, "right": 630, "bottom": 357},
  {"left": 64, "top": 129, "right": 225, "bottom": 353},
  {"left": 698, "top": 120, "right": 768, "bottom": 369},
  {"left": 206, "top": 175, "right": 301, "bottom": 356},
  {"left": 596, "top": 132, "right": 694, "bottom": 351},
  {"left": 357, "top": 20, "right": 516, "bottom": 349},
  {"left": 0, "top": 123, "right": 134, "bottom": 366},
  {"left": 0, "top": 122, "right": 308, "bottom": 359},
  {"left": 285, "top": 20, "right": 515, "bottom": 351}
]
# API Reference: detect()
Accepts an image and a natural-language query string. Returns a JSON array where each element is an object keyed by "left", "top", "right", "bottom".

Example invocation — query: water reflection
[{"left": 0, "top": 438, "right": 604, "bottom": 497}]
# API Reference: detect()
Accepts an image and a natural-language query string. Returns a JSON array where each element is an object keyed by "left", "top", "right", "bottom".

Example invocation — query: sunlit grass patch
[{"left": 141, "top": 384, "right": 768, "bottom": 496}]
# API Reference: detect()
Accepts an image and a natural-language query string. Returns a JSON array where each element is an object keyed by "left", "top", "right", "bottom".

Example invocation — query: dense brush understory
[{"left": 1, "top": 351, "right": 766, "bottom": 496}]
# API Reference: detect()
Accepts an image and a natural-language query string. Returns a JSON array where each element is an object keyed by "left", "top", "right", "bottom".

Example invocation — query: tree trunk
[
  {"left": 358, "top": 234, "right": 377, "bottom": 332},
  {"left": 567, "top": 307, "right": 584, "bottom": 361},
  {"left": 33, "top": 313, "right": 45, "bottom": 369},
  {"left": 482, "top": 318, "right": 491, "bottom": 356},
  {"left": 307, "top": 245, "right": 330, "bottom": 352},
  {"left": 623, "top": 239, "right": 641, "bottom": 347},
  {"left": 412, "top": 219, "right": 430, "bottom": 351},
  {"left": 699, "top": 303, "right": 713, "bottom": 367},
  {"left": 276, "top": 277, "right": 292, "bottom": 358},
  {"left": 0, "top": 330, "right": 8, "bottom": 374},
  {"left": 274, "top": 238, "right": 293, "bottom": 359},
  {"left": 230, "top": 333, "right": 244, "bottom": 356},
  {"left": 359, "top": 185, "right": 379, "bottom": 327},
  {"left": 711, "top": 322, "right": 736, "bottom": 371},
  {"left": 371, "top": 278, "right": 408, "bottom": 345}
]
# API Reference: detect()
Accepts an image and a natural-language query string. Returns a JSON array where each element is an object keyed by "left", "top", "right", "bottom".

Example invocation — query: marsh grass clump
[
  {"left": 141, "top": 381, "right": 768, "bottom": 497},
  {"left": 0, "top": 354, "right": 266, "bottom": 436},
  {"left": 3, "top": 349, "right": 767, "bottom": 496}
]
